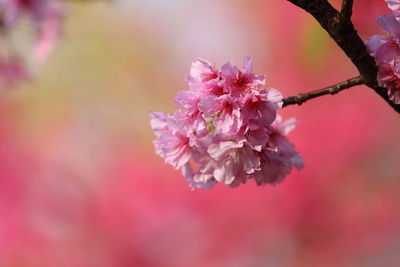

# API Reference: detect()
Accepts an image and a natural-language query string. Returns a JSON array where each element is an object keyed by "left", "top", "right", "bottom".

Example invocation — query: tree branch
[
  {"left": 286, "top": 0, "right": 400, "bottom": 113},
  {"left": 282, "top": 76, "right": 363, "bottom": 107},
  {"left": 340, "top": 0, "right": 354, "bottom": 22}
]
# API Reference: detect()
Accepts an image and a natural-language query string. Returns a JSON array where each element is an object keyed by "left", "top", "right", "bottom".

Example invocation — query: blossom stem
[
  {"left": 286, "top": 0, "right": 400, "bottom": 113},
  {"left": 282, "top": 76, "right": 363, "bottom": 107}
]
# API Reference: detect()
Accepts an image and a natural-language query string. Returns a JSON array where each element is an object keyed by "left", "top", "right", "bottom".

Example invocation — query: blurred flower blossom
[
  {"left": 0, "top": 0, "right": 65, "bottom": 88},
  {"left": 150, "top": 57, "right": 303, "bottom": 189},
  {"left": 0, "top": 56, "right": 29, "bottom": 87}
]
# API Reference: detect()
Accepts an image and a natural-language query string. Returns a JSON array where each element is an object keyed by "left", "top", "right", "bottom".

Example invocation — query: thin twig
[
  {"left": 282, "top": 76, "right": 363, "bottom": 107},
  {"left": 286, "top": 0, "right": 400, "bottom": 113}
]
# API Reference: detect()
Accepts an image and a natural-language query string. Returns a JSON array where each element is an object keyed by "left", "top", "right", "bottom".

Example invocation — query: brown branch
[
  {"left": 282, "top": 76, "right": 363, "bottom": 107},
  {"left": 340, "top": 0, "right": 354, "bottom": 22},
  {"left": 286, "top": 0, "right": 400, "bottom": 113}
]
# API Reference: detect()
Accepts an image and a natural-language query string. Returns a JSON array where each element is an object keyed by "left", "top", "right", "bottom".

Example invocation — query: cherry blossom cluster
[
  {"left": 0, "top": 0, "right": 65, "bottom": 87},
  {"left": 366, "top": 0, "right": 400, "bottom": 104},
  {"left": 150, "top": 57, "right": 303, "bottom": 189}
]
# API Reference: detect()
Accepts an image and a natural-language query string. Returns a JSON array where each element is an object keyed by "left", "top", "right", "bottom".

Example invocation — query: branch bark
[
  {"left": 282, "top": 76, "right": 363, "bottom": 107},
  {"left": 340, "top": 0, "right": 354, "bottom": 22},
  {"left": 286, "top": 0, "right": 400, "bottom": 113}
]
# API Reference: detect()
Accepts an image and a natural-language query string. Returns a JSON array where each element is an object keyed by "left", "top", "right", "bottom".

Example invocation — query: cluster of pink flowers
[
  {"left": 150, "top": 57, "right": 303, "bottom": 189},
  {"left": 0, "top": 0, "right": 65, "bottom": 87},
  {"left": 366, "top": 0, "right": 400, "bottom": 104}
]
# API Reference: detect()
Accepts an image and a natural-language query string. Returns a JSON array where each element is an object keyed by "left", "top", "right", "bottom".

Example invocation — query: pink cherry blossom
[
  {"left": 386, "top": 0, "right": 400, "bottom": 12},
  {"left": 186, "top": 58, "right": 219, "bottom": 89},
  {"left": 150, "top": 111, "right": 193, "bottom": 169},
  {"left": 241, "top": 88, "right": 283, "bottom": 130},
  {"left": 366, "top": 9, "right": 400, "bottom": 104},
  {"left": 253, "top": 116, "right": 304, "bottom": 186},
  {"left": 186, "top": 59, "right": 226, "bottom": 97},
  {"left": 150, "top": 57, "right": 303, "bottom": 189},
  {"left": 208, "top": 140, "right": 260, "bottom": 186},
  {"left": 376, "top": 59, "right": 400, "bottom": 104},
  {"left": 366, "top": 15, "right": 400, "bottom": 63},
  {"left": 245, "top": 127, "right": 270, "bottom": 151},
  {"left": 149, "top": 111, "right": 169, "bottom": 136},
  {"left": 174, "top": 90, "right": 200, "bottom": 112},
  {"left": 181, "top": 163, "right": 216, "bottom": 190},
  {"left": 221, "top": 56, "right": 266, "bottom": 96},
  {"left": 198, "top": 95, "right": 242, "bottom": 135}
]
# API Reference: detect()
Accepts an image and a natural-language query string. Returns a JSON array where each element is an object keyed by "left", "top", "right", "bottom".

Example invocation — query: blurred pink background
[{"left": 1, "top": 0, "right": 400, "bottom": 266}]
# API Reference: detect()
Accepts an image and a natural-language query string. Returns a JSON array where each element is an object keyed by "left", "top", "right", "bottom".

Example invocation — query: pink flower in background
[
  {"left": 0, "top": 56, "right": 29, "bottom": 87},
  {"left": 34, "top": 1, "right": 65, "bottom": 62},
  {"left": 150, "top": 57, "right": 303, "bottom": 189},
  {"left": 0, "top": 0, "right": 65, "bottom": 88},
  {"left": 1, "top": 0, "right": 63, "bottom": 27}
]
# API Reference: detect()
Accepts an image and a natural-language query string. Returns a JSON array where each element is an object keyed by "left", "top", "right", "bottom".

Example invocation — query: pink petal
[
  {"left": 386, "top": 0, "right": 400, "bottom": 11},
  {"left": 198, "top": 95, "right": 220, "bottom": 116},
  {"left": 366, "top": 35, "right": 390, "bottom": 56},
  {"left": 242, "top": 56, "right": 253, "bottom": 74},
  {"left": 377, "top": 15, "right": 400, "bottom": 42}
]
